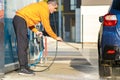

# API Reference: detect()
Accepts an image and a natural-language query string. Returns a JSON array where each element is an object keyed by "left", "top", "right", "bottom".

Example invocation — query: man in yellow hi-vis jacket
[{"left": 12, "top": 0, "right": 63, "bottom": 76}]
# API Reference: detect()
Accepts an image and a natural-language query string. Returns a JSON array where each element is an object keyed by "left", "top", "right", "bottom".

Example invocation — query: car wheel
[{"left": 99, "top": 59, "right": 111, "bottom": 77}]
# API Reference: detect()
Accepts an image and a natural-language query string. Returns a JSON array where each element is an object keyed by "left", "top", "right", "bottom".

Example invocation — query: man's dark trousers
[{"left": 13, "top": 15, "right": 29, "bottom": 69}]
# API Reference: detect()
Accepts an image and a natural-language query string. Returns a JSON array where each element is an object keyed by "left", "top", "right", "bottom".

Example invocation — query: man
[{"left": 12, "top": 0, "right": 62, "bottom": 75}]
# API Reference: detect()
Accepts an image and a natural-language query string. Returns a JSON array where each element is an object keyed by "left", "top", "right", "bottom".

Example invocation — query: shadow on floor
[{"left": 70, "top": 58, "right": 98, "bottom": 74}]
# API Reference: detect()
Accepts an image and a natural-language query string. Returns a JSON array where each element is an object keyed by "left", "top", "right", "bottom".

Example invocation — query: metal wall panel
[
  {"left": 4, "top": 0, "right": 39, "bottom": 72},
  {"left": 0, "top": 0, "right": 4, "bottom": 78}
]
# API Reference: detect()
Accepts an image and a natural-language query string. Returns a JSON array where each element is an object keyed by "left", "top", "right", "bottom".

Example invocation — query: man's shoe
[{"left": 18, "top": 68, "right": 35, "bottom": 76}]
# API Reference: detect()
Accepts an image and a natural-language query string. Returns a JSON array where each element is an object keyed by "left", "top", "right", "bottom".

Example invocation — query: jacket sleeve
[
  {"left": 41, "top": 13, "right": 57, "bottom": 39},
  {"left": 29, "top": 26, "right": 38, "bottom": 33}
]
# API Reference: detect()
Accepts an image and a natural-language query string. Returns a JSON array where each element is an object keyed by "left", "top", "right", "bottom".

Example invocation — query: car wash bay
[{"left": 2, "top": 0, "right": 120, "bottom": 80}]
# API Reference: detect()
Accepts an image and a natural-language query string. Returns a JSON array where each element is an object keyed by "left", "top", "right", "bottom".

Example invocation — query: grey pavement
[{"left": 2, "top": 37, "right": 100, "bottom": 80}]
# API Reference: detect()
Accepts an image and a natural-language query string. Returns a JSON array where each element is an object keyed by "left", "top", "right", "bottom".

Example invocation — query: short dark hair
[{"left": 47, "top": 0, "right": 58, "bottom": 5}]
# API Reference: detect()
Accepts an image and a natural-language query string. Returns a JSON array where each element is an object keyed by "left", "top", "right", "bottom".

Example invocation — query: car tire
[{"left": 99, "top": 59, "right": 111, "bottom": 77}]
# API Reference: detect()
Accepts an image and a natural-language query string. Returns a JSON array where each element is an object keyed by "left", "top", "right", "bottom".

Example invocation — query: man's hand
[
  {"left": 36, "top": 31, "right": 43, "bottom": 37},
  {"left": 56, "top": 37, "right": 63, "bottom": 42}
]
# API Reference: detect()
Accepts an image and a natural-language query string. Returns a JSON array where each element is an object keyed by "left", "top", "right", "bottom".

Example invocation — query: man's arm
[
  {"left": 41, "top": 16, "right": 57, "bottom": 39},
  {"left": 29, "top": 26, "right": 38, "bottom": 33}
]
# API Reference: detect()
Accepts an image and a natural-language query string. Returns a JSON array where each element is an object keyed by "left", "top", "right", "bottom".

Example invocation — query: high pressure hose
[
  {"left": 33, "top": 41, "right": 58, "bottom": 72},
  {"left": 29, "top": 12, "right": 80, "bottom": 72}
]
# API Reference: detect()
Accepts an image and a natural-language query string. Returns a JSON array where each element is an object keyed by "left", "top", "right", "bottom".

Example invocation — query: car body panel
[
  {"left": 98, "top": 0, "right": 120, "bottom": 77},
  {"left": 98, "top": 0, "right": 120, "bottom": 62}
]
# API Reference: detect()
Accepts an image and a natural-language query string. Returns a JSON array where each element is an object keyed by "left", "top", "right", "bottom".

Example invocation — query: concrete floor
[
  {"left": 2, "top": 37, "right": 120, "bottom": 80},
  {"left": 2, "top": 57, "right": 99, "bottom": 80}
]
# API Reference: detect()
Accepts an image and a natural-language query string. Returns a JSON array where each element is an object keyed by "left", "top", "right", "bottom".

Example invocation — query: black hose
[
  {"left": 31, "top": 13, "right": 58, "bottom": 72},
  {"left": 33, "top": 41, "right": 58, "bottom": 72}
]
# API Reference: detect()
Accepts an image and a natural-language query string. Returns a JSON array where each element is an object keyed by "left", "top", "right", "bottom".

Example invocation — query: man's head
[{"left": 47, "top": 0, "right": 58, "bottom": 14}]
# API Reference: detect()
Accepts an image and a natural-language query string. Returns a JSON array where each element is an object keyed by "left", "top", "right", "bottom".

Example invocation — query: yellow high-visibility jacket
[{"left": 16, "top": 1, "right": 57, "bottom": 39}]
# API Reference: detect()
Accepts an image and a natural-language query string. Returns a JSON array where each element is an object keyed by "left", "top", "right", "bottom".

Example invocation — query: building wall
[
  {"left": 63, "top": 0, "right": 112, "bottom": 42},
  {"left": 82, "top": 0, "right": 112, "bottom": 6},
  {"left": 0, "top": 0, "right": 4, "bottom": 77},
  {"left": 80, "top": 0, "right": 112, "bottom": 42},
  {"left": 81, "top": 6, "right": 110, "bottom": 42},
  {"left": 63, "top": 0, "right": 80, "bottom": 42}
]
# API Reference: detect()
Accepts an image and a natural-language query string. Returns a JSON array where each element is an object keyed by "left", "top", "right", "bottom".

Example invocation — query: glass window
[{"left": 70, "top": 0, "right": 77, "bottom": 10}]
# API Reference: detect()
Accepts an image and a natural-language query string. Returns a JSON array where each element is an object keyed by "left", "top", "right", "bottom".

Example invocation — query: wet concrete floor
[{"left": 2, "top": 38, "right": 120, "bottom": 80}]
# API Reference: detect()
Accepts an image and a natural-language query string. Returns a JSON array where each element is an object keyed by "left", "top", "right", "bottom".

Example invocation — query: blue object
[
  {"left": 28, "top": 25, "right": 44, "bottom": 67},
  {"left": 98, "top": 0, "right": 120, "bottom": 77},
  {"left": 98, "top": 0, "right": 120, "bottom": 54},
  {"left": 28, "top": 51, "right": 43, "bottom": 67}
]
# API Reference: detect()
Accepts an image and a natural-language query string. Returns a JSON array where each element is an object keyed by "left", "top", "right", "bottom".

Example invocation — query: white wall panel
[{"left": 81, "top": 6, "right": 110, "bottom": 42}]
